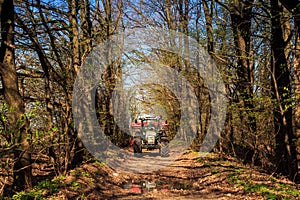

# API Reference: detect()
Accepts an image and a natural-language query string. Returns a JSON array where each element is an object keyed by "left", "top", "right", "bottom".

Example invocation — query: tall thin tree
[
  {"left": 270, "top": 0, "right": 299, "bottom": 183},
  {"left": 0, "top": 0, "right": 32, "bottom": 190}
]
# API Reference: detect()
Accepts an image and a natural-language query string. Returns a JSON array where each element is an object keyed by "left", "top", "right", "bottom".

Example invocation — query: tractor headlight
[{"left": 147, "top": 136, "right": 155, "bottom": 144}]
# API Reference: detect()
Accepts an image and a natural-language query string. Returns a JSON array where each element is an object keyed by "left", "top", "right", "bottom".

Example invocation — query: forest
[{"left": 0, "top": 0, "right": 299, "bottom": 199}]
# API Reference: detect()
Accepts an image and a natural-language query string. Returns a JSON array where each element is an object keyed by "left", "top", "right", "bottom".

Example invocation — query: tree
[
  {"left": 229, "top": 0, "right": 256, "bottom": 142},
  {"left": 0, "top": 0, "right": 32, "bottom": 190},
  {"left": 279, "top": 0, "right": 300, "bottom": 35},
  {"left": 279, "top": 0, "right": 300, "bottom": 168},
  {"left": 270, "top": 0, "right": 299, "bottom": 182},
  {"left": 203, "top": 0, "right": 214, "bottom": 54}
]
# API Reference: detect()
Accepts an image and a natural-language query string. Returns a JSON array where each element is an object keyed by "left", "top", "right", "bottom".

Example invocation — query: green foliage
[
  {"left": 12, "top": 189, "right": 44, "bottom": 200},
  {"left": 0, "top": 113, "right": 7, "bottom": 123},
  {"left": 229, "top": 175, "right": 300, "bottom": 199},
  {"left": 16, "top": 114, "right": 27, "bottom": 127},
  {"left": 12, "top": 176, "right": 65, "bottom": 200},
  {"left": 243, "top": 183, "right": 285, "bottom": 200},
  {"left": 71, "top": 181, "right": 81, "bottom": 190},
  {"left": 228, "top": 173, "right": 239, "bottom": 184},
  {"left": 35, "top": 177, "right": 63, "bottom": 193},
  {"left": 81, "top": 171, "right": 90, "bottom": 177},
  {"left": 95, "top": 161, "right": 105, "bottom": 167},
  {"left": 278, "top": 183, "right": 300, "bottom": 198}
]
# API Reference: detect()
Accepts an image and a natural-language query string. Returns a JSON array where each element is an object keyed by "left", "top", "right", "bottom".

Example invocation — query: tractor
[{"left": 130, "top": 116, "right": 169, "bottom": 157}]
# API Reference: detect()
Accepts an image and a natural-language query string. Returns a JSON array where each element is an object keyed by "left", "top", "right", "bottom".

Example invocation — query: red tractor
[{"left": 130, "top": 116, "right": 169, "bottom": 157}]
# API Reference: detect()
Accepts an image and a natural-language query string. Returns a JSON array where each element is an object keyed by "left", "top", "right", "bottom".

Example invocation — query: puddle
[{"left": 123, "top": 180, "right": 169, "bottom": 193}]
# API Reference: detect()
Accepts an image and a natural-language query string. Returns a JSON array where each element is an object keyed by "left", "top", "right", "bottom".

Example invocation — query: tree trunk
[
  {"left": 0, "top": 0, "right": 32, "bottom": 190},
  {"left": 279, "top": 0, "right": 300, "bottom": 35},
  {"left": 229, "top": 0, "right": 256, "bottom": 162},
  {"left": 270, "top": 0, "right": 299, "bottom": 183},
  {"left": 68, "top": 0, "right": 80, "bottom": 75},
  {"left": 203, "top": 0, "right": 214, "bottom": 54},
  {"left": 294, "top": 26, "right": 300, "bottom": 172},
  {"left": 230, "top": 0, "right": 256, "bottom": 128}
]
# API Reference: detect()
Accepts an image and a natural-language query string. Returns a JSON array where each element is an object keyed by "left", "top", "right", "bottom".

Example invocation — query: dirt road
[{"left": 47, "top": 150, "right": 299, "bottom": 199}]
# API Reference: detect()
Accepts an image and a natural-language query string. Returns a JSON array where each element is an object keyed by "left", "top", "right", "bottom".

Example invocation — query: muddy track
[
  {"left": 109, "top": 152, "right": 264, "bottom": 200},
  {"left": 51, "top": 150, "right": 296, "bottom": 199}
]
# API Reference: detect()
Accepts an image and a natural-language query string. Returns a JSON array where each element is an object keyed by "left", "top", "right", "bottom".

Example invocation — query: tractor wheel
[
  {"left": 160, "top": 141, "right": 169, "bottom": 157},
  {"left": 133, "top": 137, "right": 142, "bottom": 156}
]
